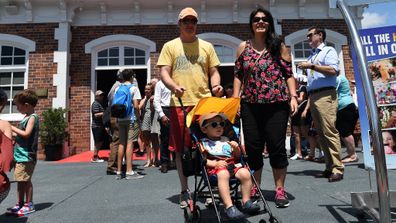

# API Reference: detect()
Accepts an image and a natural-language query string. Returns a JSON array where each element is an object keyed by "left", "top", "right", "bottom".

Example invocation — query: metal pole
[{"left": 336, "top": 0, "right": 390, "bottom": 222}]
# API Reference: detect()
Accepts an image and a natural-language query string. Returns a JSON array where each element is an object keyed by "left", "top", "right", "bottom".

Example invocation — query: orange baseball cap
[{"left": 178, "top": 7, "right": 198, "bottom": 20}]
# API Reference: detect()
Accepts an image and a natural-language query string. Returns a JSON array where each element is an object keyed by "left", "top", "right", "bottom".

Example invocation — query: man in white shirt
[{"left": 153, "top": 80, "right": 172, "bottom": 173}]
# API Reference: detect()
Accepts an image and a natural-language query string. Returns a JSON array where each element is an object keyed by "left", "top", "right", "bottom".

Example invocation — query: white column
[{"left": 53, "top": 22, "right": 71, "bottom": 109}]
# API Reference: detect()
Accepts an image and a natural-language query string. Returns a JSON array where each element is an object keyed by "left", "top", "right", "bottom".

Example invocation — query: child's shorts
[
  {"left": 208, "top": 164, "right": 243, "bottom": 178},
  {"left": 14, "top": 162, "right": 36, "bottom": 182}
]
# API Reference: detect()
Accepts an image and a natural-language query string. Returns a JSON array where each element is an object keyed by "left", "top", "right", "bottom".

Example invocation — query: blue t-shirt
[
  {"left": 201, "top": 137, "right": 232, "bottom": 158},
  {"left": 14, "top": 113, "right": 39, "bottom": 162},
  {"left": 336, "top": 75, "right": 354, "bottom": 110}
]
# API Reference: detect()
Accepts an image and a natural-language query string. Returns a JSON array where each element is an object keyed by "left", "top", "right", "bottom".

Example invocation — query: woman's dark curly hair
[{"left": 249, "top": 7, "right": 282, "bottom": 58}]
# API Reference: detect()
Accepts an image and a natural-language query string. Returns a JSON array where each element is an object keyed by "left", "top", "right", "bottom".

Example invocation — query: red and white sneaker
[
  {"left": 16, "top": 202, "right": 35, "bottom": 216},
  {"left": 6, "top": 203, "right": 22, "bottom": 215}
]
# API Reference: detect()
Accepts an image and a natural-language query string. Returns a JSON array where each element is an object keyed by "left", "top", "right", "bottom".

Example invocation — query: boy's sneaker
[
  {"left": 275, "top": 187, "right": 290, "bottom": 208},
  {"left": 241, "top": 199, "right": 260, "bottom": 214},
  {"left": 16, "top": 202, "right": 35, "bottom": 217},
  {"left": 91, "top": 156, "right": 104, "bottom": 163},
  {"left": 6, "top": 203, "right": 22, "bottom": 215},
  {"left": 225, "top": 206, "right": 245, "bottom": 220},
  {"left": 179, "top": 190, "right": 190, "bottom": 209},
  {"left": 125, "top": 172, "right": 144, "bottom": 180}
]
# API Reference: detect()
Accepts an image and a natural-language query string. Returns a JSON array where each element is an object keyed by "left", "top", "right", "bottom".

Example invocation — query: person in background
[
  {"left": 153, "top": 80, "right": 173, "bottom": 173},
  {"left": 158, "top": 7, "right": 223, "bottom": 208},
  {"left": 336, "top": 75, "right": 359, "bottom": 163},
  {"left": 139, "top": 83, "right": 159, "bottom": 167},
  {"left": 290, "top": 76, "right": 309, "bottom": 160},
  {"left": 114, "top": 69, "right": 142, "bottom": 180},
  {"left": 233, "top": 7, "right": 297, "bottom": 208},
  {"left": 7, "top": 90, "right": 39, "bottom": 216},
  {"left": 297, "top": 26, "right": 344, "bottom": 182},
  {"left": 106, "top": 71, "right": 124, "bottom": 174},
  {"left": 91, "top": 90, "right": 106, "bottom": 163}
]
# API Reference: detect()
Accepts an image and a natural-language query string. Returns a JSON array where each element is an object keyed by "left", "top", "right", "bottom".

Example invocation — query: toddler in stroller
[{"left": 199, "top": 112, "right": 260, "bottom": 220}]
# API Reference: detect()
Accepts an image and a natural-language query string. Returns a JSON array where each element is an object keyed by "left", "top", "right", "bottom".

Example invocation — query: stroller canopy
[{"left": 186, "top": 97, "right": 240, "bottom": 127}]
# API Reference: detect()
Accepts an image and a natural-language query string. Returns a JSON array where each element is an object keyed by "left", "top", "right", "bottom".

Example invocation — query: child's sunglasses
[{"left": 204, "top": 121, "right": 225, "bottom": 128}]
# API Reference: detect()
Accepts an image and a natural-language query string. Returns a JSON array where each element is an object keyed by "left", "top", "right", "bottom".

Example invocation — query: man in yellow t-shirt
[{"left": 157, "top": 7, "right": 223, "bottom": 209}]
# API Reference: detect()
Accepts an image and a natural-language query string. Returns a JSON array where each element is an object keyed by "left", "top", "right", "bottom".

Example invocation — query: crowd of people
[{"left": 0, "top": 5, "right": 364, "bottom": 220}]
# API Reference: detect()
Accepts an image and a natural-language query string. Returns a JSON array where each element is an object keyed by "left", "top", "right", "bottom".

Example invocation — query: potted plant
[{"left": 40, "top": 108, "right": 68, "bottom": 161}]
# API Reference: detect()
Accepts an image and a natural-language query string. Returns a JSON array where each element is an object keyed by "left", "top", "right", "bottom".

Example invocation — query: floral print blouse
[{"left": 235, "top": 40, "right": 293, "bottom": 104}]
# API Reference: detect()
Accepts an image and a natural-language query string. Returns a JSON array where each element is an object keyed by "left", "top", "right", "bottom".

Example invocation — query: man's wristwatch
[{"left": 310, "top": 64, "right": 315, "bottom": 70}]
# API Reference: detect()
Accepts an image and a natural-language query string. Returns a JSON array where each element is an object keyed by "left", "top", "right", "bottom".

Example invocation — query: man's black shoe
[{"left": 316, "top": 170, "right": 332, "bottom": 178}]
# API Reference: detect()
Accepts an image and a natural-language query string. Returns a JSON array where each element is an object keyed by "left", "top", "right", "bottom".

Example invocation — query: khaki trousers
[
  {"left": 309, "top": 89, "right": 344, "bottom": 174},
  {"left": 107, "top": 117, "right": 119, "bottom": 170}
]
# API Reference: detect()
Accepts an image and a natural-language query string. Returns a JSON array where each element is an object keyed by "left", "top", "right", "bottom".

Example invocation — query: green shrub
[{"left": 40, "top": 108, "right": 68, "bottom": 146}]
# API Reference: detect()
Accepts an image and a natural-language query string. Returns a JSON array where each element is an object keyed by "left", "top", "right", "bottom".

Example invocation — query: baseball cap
[
  {"left": 178, "top": 7, "right": 198, "bottom": 20},
  {"left": 95, "top": 90, "right": 104, "bottom": 96},
  {"left": 199, "top": 112, "right": 227, "bottom": 128}
]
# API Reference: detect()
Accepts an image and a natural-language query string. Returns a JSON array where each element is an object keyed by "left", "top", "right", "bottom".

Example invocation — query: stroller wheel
[
  {"left": 193, "top": 205, "right": 201, "bottom": 223},
  {"left": 184, "top": 207, "right": 193, "bottom": 222}
]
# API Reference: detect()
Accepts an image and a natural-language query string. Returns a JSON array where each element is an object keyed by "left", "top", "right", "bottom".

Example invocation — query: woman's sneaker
[
  {"left": 16, "top": 202, "right": 35, "bottom": 216},
  {"left": 275, "top": 187, "right": 290, "bottom": 208}
]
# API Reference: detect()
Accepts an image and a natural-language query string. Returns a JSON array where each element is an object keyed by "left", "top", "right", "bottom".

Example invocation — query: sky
[{"left": 361, "top": 0, "right": 396, "bottom": 28}]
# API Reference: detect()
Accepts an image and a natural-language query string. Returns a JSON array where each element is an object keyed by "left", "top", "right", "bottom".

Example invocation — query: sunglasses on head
[
  {"left": 252, "top": 16, "right": 269, "bottom": 23},
  {"left": 181, "top": 18, "right": 198, "bottom": 25},
  {"left": 204, "top": 121, "right": 225, "bottom": 128}
]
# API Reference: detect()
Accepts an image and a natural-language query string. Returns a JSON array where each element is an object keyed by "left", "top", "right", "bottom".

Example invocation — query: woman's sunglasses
[
  {"left": 252, "top": 16, "right": 269, "bottom": 23},
  {"left": 204, "top": 121, "right": 225, "bottom": 128}
]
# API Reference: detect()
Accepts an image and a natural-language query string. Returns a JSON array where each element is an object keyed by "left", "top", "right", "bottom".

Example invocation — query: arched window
[
  {"left": 0, "top": 34, "right": 35, "bottom": 119},
  {"left": 213, "top": 44, "right": 234, "bottom": 64},
  {"left": 97, "top": 46, "right": 146, "bottom": 66},
  {"left": 285, "top": 29, "right": 347, "bottom": 77},
  {"left": 85, "top": 34, "right": 156, "bottom": 108},
  {"left": 198, "top": 33, "right": 242, "bottom": 87}
]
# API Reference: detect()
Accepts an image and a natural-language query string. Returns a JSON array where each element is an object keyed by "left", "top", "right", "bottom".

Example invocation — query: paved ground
[{"left": 0, "top": 148, "right": 395, "bottom": 223}]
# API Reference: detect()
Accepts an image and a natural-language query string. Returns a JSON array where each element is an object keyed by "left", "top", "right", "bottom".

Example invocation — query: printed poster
[{"left": 353, "top": 25, "right": 396, "bottom": 169}]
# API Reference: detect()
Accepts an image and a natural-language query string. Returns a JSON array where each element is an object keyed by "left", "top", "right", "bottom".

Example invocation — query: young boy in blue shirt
[
  {"left": 7, "top": 89, "right": 39, "bottom": 216},
  {"left": 199, "top": 112, "right": 259, "bottom": 220}
]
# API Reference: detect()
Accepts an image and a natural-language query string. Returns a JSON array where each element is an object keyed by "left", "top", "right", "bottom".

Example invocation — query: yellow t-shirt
[{"left": 157, "top": 37, "right": 220, "bottom": 106}]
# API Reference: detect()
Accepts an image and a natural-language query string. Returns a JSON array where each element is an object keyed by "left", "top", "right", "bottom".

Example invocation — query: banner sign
[{"left": 353, "top": 25, "right": 396, "bottom": 169}]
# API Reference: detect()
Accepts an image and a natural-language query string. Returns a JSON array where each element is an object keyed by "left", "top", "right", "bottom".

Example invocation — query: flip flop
[{"left": 342, "top": 156, "right": 359, "bottom": 163}]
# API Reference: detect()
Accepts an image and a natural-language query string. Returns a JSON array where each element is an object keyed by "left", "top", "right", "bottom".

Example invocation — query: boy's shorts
[
  {"left": 14, "top": 162, "right": 36, "bottom": 182},
  {"left": 207, "top": 164, "right": 243, "bottom": 178},
  {"left": 118, "top": 120, "right": 139, "bottom": 145}
]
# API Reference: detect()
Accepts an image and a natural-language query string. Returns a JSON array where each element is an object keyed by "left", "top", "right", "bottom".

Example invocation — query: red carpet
[{"left": 56, "top": 150, "right": 147, "bottom": 163}]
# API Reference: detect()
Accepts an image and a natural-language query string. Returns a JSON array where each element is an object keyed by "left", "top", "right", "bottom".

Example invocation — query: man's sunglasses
[
  {"left": 204, "top": 121, "right": 225, "bottom": 128},
  {"left": 181, "top": 18, "right": 198, "bottom": 25},
  {"left": 307, "top": 32, "right": 317, "bottom": 38},
  {"left": 252, "top": 16, "right": 269, "bottom": 23}
]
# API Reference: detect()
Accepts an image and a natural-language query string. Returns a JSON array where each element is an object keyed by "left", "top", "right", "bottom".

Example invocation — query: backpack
[{"left": 111, "top": 83, "right": 133, "bottom": 118}]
